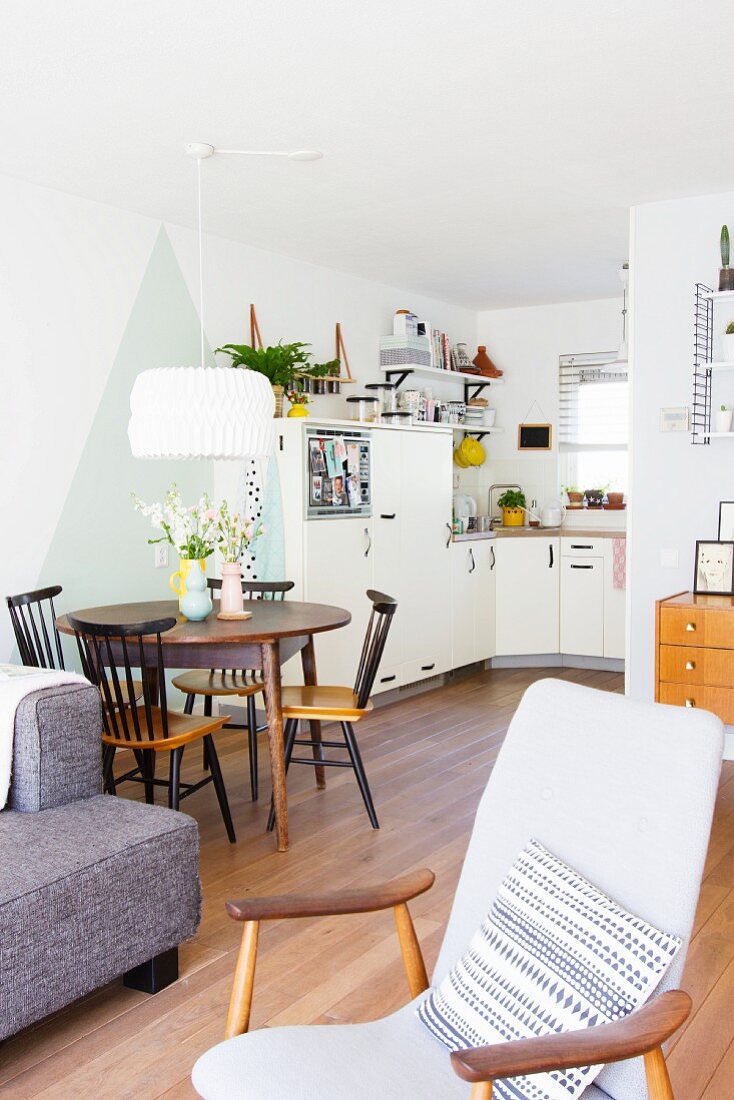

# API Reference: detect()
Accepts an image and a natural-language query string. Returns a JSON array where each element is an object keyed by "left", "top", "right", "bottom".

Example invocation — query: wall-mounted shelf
[
  {"left": 449, "top": 424, "right": 504, "bottom": 443},
  {"left": 381, "top": 364, "right": 503, "bottom": 391},
  {"left": 702, "top": 360, "right": 734, "bottom": 371},
  {"left": 704, "top": 431, "right": 734, "bottom": 438},
  {"left": 702, "top": 290, "right": 734, "bottom": 301}
]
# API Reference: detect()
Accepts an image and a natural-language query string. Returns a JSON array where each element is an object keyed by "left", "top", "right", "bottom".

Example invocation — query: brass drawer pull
[
  {"left": 685, "top": 698, "right": 697, "bottom": 707},
  {"left": 685, "top": 660, "right": 696, "bottom": 670},
  {"left": 686, "top": 622, "right": 697, "bottom": 632}
]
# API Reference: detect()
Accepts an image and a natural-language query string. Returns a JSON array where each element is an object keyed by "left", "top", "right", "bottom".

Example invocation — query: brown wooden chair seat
[
  {"left": 69, "top": 612, "right": 237, "bottom": 843},
  {"left": 173, "top": 579, "right": 294, "bottom": 803},
  {"left": 280, "top": 685, "right": 373, "bottom": 721},
  {"left": 267, "top": 590, "right": 397, "bottom": 833},
  {"left": 172, "top": 669, "right": 264, "bottom": 698}
]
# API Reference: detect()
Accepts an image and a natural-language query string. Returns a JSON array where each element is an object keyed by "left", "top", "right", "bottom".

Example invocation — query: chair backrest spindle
[
  {"left": 353, "top": 590, "right": 398, "bottom": 709},
  {"left": 6, "top": 585, "right": 65, "bottom": 670}
]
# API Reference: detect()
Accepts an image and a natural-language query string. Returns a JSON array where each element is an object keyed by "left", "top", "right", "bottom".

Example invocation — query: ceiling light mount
[{"left": 185, "top": 143, "right": 322, "bottom": 162}]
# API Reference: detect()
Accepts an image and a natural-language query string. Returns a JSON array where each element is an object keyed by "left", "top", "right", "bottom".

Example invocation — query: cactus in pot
[{"left": 720, "top": 226, "right": 734, "bottom": 291}]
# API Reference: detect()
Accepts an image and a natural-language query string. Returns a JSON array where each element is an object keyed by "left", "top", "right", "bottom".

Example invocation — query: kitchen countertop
[{"left": 454, "top": 527, "right": 626, "bottom": 541}]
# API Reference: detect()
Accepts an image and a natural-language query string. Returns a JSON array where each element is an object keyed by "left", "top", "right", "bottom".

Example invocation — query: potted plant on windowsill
[
  {"left": 562, "top": 484, "right": 584, "bottom": 508},
  {"left": 497, "top": 488, "right": 526, "bottom": 527},
  {"left": 215, "top": 341, "right": 339, "bottom": 417}
]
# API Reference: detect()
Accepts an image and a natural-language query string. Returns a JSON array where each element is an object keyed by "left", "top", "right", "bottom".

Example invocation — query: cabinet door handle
[
  {"left": 446, "top": 522, "right": 452, "bottom": 549},
  {"left": 380, "top": 674, "right": 397, "bottom": 683},
  {"left": 421, "top": 663, "right": 435, "bottom": 672},
  {"left": 549, "top": 544, "right": 554, "bottom": 568},
  {"left": 380, "top": 513, "right": 396, "bottom": 520},
  {"left": 685, "top": 622, "right": 696, "bottom": 632},
  {"left": 571, "top": 544, "right": 593, "bottom": 549},
  {"left": 685, "top": 660, "right": 696, "bottom": 670},
  {"left": 364, "top": 527, "right": 372, "bottom": 557},
  {"left": 469, "top": 548, "right": 476, "bottom": 573},
  {"left": 685, "top": 698, "right": 696, "bottom": 707},
  {"left": 490, "top": 546, "right": 495, "bottom": 570},
  {"left": 570, "top": 564, "right": 593, "bottom": 569}
]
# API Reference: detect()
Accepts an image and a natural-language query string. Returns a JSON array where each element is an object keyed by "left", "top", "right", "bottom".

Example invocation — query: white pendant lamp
[{"left": 128, "top": 142, "right": 323, "bottom": 460}]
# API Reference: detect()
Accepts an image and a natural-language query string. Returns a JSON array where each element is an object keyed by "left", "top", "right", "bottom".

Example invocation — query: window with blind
[{"left": 559, "top": 352, "right": 629, "bottom": 492}]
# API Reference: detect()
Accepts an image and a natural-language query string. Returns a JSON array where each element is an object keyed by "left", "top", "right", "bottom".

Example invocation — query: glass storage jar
[
  {"left": 345, "top": 395, "right": 380, "bottom": 422},
  {"left": 364, "top": 382, "right": 398, "bottom": 415}
]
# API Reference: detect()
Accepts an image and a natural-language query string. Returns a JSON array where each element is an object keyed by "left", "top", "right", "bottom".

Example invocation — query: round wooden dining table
[{"left": 57, "top": 598, "right": 351, "bottom": 852}]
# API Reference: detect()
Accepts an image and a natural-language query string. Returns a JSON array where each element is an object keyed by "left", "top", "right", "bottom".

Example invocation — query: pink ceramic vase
[{"left": 219, "top": 562, "right": 244, "bottom": 616}]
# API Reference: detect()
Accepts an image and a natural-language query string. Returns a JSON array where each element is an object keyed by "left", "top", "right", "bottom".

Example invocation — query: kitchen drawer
[
  {"left": 660, "top": 606, "right": 734, "bottom": 648},
  {"left": 562, "top": 538, "right": 605, "bottom": 558},
  {"left": 373, "top": 665, "right": 402, "bottom": 693},
  {"left": 401, "top": 655, "right": 445, "bottom": 685},
  {"left": 659, "top": 644, "right": 734, "bottom": 687},
  {"left": 659, "top": 682, "right": 734, "bottom": 723}
]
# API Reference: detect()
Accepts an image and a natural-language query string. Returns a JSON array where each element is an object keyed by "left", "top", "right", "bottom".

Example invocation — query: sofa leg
[{"left": 123, "top": 947, "right": 179, "bottom": 994}]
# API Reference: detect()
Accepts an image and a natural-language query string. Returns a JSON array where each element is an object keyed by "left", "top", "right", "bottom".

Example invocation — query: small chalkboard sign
[{"left": 518, "top": 423, "right": 552, "bottom": 450}]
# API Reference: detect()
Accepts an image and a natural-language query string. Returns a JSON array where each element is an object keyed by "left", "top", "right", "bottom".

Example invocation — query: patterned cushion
[{"left": 417, "top": 840, "right": 681, "bottom": 1100}]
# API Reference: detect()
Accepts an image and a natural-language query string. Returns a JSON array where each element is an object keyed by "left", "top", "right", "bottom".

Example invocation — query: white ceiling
[{"left": 1, "top": 0, "right": 733, "bottom": 309}]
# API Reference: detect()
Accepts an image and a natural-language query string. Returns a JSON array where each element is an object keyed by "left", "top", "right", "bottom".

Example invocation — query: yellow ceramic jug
[{"left": 169, "top": 558, "right": 206, "bottom": 611}]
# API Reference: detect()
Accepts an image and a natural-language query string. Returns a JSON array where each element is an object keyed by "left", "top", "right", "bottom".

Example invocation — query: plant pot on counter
[
  {"left": 272, "top": 384, "right": 285, "bottom": 418},
  {"left": 722, "top": 332, "right": 734, "bottom": 363},
  {"left": 502, "top": 506, "right": 525, "bottom": 527},
  {"left": 715, "top": 408, "right": 733, "bottom": 434}
]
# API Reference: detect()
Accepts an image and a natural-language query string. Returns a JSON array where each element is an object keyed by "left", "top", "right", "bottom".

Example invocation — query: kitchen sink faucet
[{"left": 488, "top": 483, "right": 523, "bottom": 528}]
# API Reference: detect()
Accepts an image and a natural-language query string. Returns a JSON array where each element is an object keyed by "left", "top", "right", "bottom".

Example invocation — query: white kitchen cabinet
[
  {"left": 397, "top": 430, "right": 453, "bottom": 681},
  {"left": 371, "top": 429, "right": 404, "bottom": 687},
  {"left": 494, "top": 536, "right": 560, "bottom": 655},
  {"left": 560, "top": 557, "right": 604, "bottom": 657},
  {"left": 451, "top": 540, "right": 496, "bottom": 669},
  {"left": 304, "top": 517, "right": 373, "bottom": 687}
]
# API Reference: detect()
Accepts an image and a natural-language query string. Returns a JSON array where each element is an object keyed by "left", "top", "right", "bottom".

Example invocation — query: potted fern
[
  {"left": 215, "top": 341, "right": 339, "bottom": 417},
  {"left": 497, "top": 488, "right": 526, "bottom": 527},
  {"left": 720, "top": 226, "right": 734, "bottom": 292}
]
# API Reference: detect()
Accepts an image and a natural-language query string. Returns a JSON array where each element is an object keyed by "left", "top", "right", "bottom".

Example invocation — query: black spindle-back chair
[
  {"left": 69, "top": 613, "right": 237, "bottom": 842},
  {"left": 7, "top": 585, "right": 65, "bottom": 669},
  {"left": 267, "top": 590, "right": 397, "bottom": 832},
  {"left": 172, "top": 579, "right": 295, "bottom": 801}
]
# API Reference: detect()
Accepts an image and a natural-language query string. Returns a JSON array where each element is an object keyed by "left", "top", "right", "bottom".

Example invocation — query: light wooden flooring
[{"left": 1, "top": 666, "right": 733, "bottom": 1098}]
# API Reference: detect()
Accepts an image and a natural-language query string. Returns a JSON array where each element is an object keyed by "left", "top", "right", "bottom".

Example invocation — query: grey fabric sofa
[{"left": 0, "top": 682, "right": 201, "bottom": 1040}]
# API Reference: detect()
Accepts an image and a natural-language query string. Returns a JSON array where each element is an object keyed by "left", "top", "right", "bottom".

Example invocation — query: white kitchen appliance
[{"left": 452, "top": 494, "right": 477, "bottom": 521}]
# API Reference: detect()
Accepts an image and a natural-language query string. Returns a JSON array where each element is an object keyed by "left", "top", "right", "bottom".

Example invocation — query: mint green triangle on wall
[{"left": 38, "top": 225, "right": 215, "bottom": 628}]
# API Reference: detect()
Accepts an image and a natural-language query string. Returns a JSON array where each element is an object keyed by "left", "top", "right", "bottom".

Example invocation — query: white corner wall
[
  {"left": 628, "top": 190, "right": 734, "bottom": 700},
  {"left": 458, "top": 299, "right": 622, "bottom": 510}
]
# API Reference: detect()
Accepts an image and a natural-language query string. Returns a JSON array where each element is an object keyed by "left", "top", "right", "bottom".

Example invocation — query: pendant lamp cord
[{"left": 197, "top": 156, "right": 205, "bottom": 369}]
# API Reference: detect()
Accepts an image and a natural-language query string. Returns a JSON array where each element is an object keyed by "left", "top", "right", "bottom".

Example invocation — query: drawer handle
[
  {"left": 685, "top": 660, "right": 696, "bottom": 671},
  {"left": 380, "top": 513, "right": 396, "bottom": 520},
  {"left": 421, "top": 663, "right": 435, "bottom": 672},
  {"left": 685, "top": 698, "right": 696, "bottom": 708},
  {"left": 570, "top": 564, "right": 593, "bottom": 569},
  {"left": 685, "top": 622, "right": 696, "bottom": 632},
  {"left": 571, "top": 544, "right": 593, "bottom": 549},
  {"left": 380, "top": 674, "right": 397, "bottom": 683}
]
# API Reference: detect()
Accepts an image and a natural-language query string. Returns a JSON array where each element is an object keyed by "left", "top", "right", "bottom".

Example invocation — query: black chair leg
[
  {"left": 140, "top": 749, "right": 155, "bottom": 805},
  {"left": 246, "top": 694, "right": 259, "bottom": 801},
  {"left": 102, "top": 744, "right": 116, "bottom": 793},
  {"left": 266, "top": 719, "right": 298, "bottom": 832},
  {"left": 184, "top": 693, "right": 195, "bottom": 715},
  {"left": 202, "top": 695, "right": 212, "bottom": 769},
  {"left": 341, "top": 721, "right": 379, "bottom": 829},
  {"left": 168, "top": 746, "right": 183, "bottom": 811},
  {"left": 204, "top": 734, "right": 236, "bottom": 843}
]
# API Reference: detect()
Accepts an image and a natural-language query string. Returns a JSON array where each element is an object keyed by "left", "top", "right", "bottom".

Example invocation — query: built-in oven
[{"left": 305, "top": 427, "right": 371, "bottom": 519}]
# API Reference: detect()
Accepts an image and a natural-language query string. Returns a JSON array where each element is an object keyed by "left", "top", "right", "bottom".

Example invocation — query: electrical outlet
[{"left": 154, "top": 544, "right": 168, "bottom": 569}]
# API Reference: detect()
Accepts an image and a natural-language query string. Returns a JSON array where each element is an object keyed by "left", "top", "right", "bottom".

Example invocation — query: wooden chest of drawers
[{"left": 655, "top": 591, "right": 734, "bottom": 723}]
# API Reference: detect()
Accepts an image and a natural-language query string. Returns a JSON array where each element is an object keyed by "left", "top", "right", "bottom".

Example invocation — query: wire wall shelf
[{"left": 692, "top": 282, "right": 713, "bottom": 444}]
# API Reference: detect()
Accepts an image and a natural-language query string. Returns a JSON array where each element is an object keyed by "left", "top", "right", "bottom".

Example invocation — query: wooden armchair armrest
[
  {"left": 450, "top": 989, "right": 691, "bottom": 1100},
  {"left": 223, "top": 869, "right": 435, "bottom": 1040},
  {"left": 225, "top": 868, "right": 435, "bottom": 921}
]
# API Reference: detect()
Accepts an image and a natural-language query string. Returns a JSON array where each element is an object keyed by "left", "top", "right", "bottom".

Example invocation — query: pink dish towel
[{"left": 612, "top": 538, "right": 626, "bottom": 590}]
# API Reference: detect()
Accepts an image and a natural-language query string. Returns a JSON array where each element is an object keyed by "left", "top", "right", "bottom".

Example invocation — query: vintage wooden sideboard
[{"left": 656, "top": 591, "right": 734, "bottom": 722}]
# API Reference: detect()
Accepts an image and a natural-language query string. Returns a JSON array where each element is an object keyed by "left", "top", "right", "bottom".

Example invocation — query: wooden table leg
[
  {"left": 300, "top": 634, "right": 326, "bottom": 790},
  {"left": 262, "top": 641, "right": 288, "bottom": 852}
]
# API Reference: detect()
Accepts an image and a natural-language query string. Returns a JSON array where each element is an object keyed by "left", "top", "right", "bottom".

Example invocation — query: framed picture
[
  {"left": 718, "top": 501, "right": 734, "bottom": 541},
  {"left": 693, "top": 540, "right": 734, "bottom": 595}
]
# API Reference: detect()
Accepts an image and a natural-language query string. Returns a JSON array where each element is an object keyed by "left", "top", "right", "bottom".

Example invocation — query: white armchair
[{"left": 192, "top": 679, "right": 724, "bottom": 1099}]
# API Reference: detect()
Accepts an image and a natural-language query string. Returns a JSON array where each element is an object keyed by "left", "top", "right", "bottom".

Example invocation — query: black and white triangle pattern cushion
[{"left": 417, "top": 840, "right": 681, "bottom": 1100}]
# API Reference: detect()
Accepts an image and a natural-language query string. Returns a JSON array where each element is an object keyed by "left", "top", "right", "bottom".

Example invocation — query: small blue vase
[{"left": 180, "top": 564, "right": 212, "bottom": 621}]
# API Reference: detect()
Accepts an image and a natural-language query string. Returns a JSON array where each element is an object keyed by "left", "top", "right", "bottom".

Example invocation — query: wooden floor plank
[{"left": 2, "top": 667, "right": 732, "bottom": 1099}]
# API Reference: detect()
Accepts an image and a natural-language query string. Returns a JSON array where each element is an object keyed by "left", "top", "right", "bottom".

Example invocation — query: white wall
[
  {"left": 0, "top": 172, "right": 476, "bottom": 661},
  {"left": 628, "top": 190, "right": 734, "bottom": 700},
  {"left": 456, "top": 299, "right": 623, "bottom": 516}
]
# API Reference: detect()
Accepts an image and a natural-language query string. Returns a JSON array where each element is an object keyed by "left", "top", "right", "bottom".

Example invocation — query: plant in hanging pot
[
  {"left": 715, "top": 404, "right": 734, "bottom": 434},
  {"left": 496, "top": 488, "right": 526, "bottom": 527},
  {"left": 215, "top": 342, "right": 339, "bottom": 418},
  {"left": 720, "top": 226, "right": 734, "bottom": 292},
  {"left": 132, "top": 484, "right": 218, "bottom": 618},
  {"left": 215, "top": 501, "right": 266, "bottom": 620},
  {"left": 722, "top": 321, "right": 734, "bottom": 363}
]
